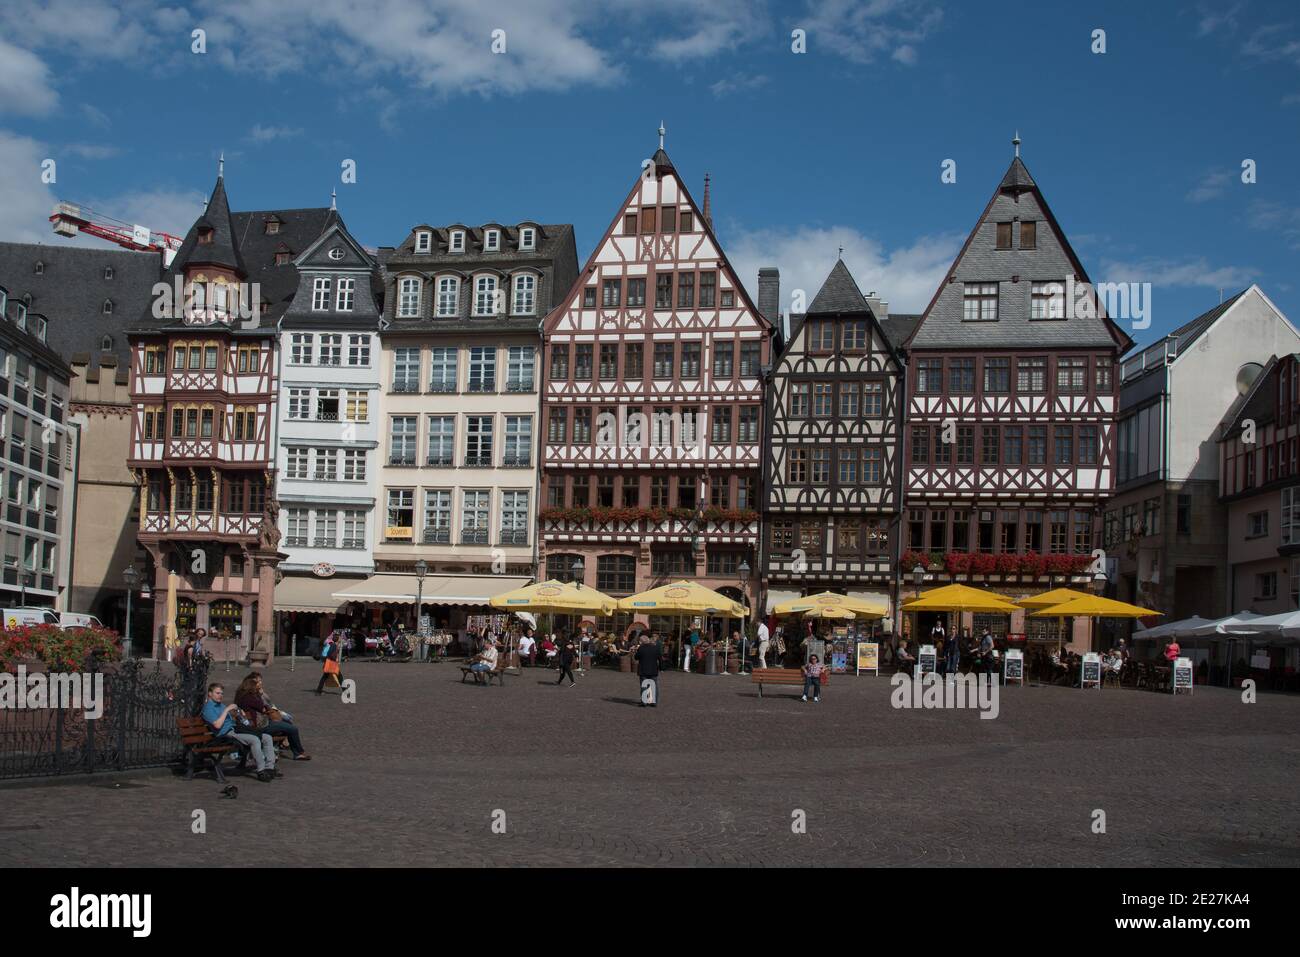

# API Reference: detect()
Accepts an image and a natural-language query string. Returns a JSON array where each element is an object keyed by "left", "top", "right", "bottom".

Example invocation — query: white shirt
[
  {"left": 757, "top": 622, "right": 770, "bottom": 643},
  {"left": 481, "top": 644, "right": 498, "bottom": 667},
  {"left": 519, "top": 635, "right": 535, "bottom": 654}
]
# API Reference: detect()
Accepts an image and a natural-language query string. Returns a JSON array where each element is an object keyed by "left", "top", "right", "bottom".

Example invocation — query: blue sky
[{"left": 1, "top": 0, "right": 1297, "bottom": 349}]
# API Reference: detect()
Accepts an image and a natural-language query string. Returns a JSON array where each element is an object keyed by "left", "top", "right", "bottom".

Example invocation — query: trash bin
[
  {"left": 619, "top": 653, "right": 632, "bottom": 673},
  {"left": 706, "top": 647, "right": 717, "bottom": 675}
]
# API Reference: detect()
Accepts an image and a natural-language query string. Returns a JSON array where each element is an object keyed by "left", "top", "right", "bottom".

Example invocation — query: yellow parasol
[
  {"left": 617, "top": 580, "right": 747, "bottom": 616},
  {"left": 773, "top": 591, "right": 887, "bottom": 618},
  {"left": 800, "top": 606, "right": 857, "bottom": 620},
  {"left": 1015, "top": 587, "right": 1097, "bottom": 610},
  {"left": 490, "top": 579, "right": 616, "bottom": 616},
  {"left": 1028, "top": 596, "right": 1162, "bottom": 619},
  {"left": 900, "top": 583, "right": 1019, "bottom": 613},
  {"left": 163, "top": 572, "right": 179, "bottom": 655}
]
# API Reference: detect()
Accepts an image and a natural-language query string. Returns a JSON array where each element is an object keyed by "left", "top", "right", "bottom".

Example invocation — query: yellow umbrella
[
  {"left": 1028, "top": 596, "right": 1162, "bottom": 619},
  {"left": 617, "top": 580, "right": 747, "bottom": 616},
  {"left": 773, "top": 591, "right": 887, "bottom": 618},
  {"left": 900, "top": 583, "right": 1019, "bottom": 613},
  {"left": 1015, "top": 587, "right": 1097, "bottom": 610},
  {"left": 801, "top": 605, "right": 858, "bottom": 620},
  {"left": 164, "top": 572, "right": 179, "bottom": 656},
  {"left": 490, "top": 579, "right": 616, "bottom": 616}
]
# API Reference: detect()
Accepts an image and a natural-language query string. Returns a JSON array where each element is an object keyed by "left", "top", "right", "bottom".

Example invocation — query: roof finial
[
  {"left": 838, "top": 244, "right": 844, "bottom": 260},
  {"left": 218, "top": 151, "right": 225, "bottom": 179},
  {"left": 658, "top": 121, "right": 665, "bottom": 151},
  {"left": 702, "top": 173, "right": 712, "bottom": 228},
  {"left": 1012, "top": 131, "right": 1021, "bottom": 159},
  {"left": 330, "top": 187, "right": 337, "bottom": 211}
]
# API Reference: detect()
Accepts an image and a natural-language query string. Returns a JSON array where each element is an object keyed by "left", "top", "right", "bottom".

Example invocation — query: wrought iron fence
[{"left": 0, "top": 655, "right": 210, "bottom": 780}]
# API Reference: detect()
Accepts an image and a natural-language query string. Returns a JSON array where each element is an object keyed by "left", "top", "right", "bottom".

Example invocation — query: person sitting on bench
[
  {"left": 895, "top": 639, "right": 917, "bottom": 676},
  {"left": 468, "top": 639, "right": 498, "bottom": 683},
  {"left": 236, "top": 672, "right": 311, "bottom": 761},
  {"left": 201, "top": 682, "right": 276, "bottom": 782}
]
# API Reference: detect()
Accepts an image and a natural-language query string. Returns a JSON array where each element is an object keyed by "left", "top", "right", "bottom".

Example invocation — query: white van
[
  {"left": 59, "top": 612, "right": 104, "bottom": 630},
  {"left": 2, "top": 608, "right": 60, "bottom": 628}
]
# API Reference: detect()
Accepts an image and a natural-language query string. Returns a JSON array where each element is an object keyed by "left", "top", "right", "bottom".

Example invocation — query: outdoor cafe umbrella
[
  {"left": 799, "top": 606, "right": 858, "bottom": 620},
  {"left": 772, "top": 591, "right": 887, "bottom": 618},
  {"left": 1029, "top": 595, "right": 1162, "bottom": 654},
  {"left": 1132, "top": 615, "right": 1214, "bottom": 642},
  {"left": 618, "top": 581, "right": 748, "bottom": 672},
  {"left": 1015, "top": 587, "right": 1097, "bottom": 610},
  {"left": 899, "top": 583, "right": 1019, "bottom": 613},
  {"left": 490, "top": 580, "right": 615, "bottom": 665}
]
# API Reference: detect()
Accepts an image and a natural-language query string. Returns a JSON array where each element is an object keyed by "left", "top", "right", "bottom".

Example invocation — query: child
[{"left": 802, "top": 654, "right": 824, "bottom": 703}]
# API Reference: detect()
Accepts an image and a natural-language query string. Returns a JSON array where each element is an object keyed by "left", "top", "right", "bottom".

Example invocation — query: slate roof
[
  {"left": 807, "top": 259, "right": 869, "bottom": 314},
  {"left": 880, "top": 313, "right": 922, "bottom": 352},
  {"left": 173, "top": 176, "right": 245, "bottom": 275},
  {"left": 1219, "top": 354, "right": 1282, "bottom": 440},
  {"left": 0, "top": 242, "right": 162, "bottom": 370}
]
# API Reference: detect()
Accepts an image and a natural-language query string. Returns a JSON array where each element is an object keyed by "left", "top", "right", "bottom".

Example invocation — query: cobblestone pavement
[{"left": 1, "top": 661, "right": 1297, "bottom": 867}]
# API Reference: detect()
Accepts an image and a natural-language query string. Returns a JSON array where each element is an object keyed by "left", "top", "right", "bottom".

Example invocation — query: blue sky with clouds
[{"left": 1, "top": 0, "right": 1297, "bottom": 348}]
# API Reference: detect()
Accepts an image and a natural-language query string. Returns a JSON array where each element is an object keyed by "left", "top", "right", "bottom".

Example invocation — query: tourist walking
[
  {"left": 634, "top": 634, "right": 660, "bottom": 706},
  {"left": 556, "top": 640, "right": 577, "bottom": 686},
  {"left": 802, "top": 654, "right": 824, "bottom": 703},
  {"left": 315, "top": 633, "right": 342, "bottom": 695},
  {"left": 755, "top": 619, "right": 770, "bottom": 670},
  {"left": 945, "top": 631, "right": 960, "bottom": 675}
]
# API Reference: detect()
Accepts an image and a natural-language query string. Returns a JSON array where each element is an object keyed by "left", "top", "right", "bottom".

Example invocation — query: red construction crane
[{"left": 49, "top": 201, "right": 183, "bottom": 265}]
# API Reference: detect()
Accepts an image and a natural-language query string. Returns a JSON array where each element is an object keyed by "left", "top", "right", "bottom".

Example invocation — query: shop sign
[
  {"left": 855, "top": 641, "right": 879, "bottom": 676},
  {"left": 312, "top": 562, "right": 335, "bottom": 578},
  {"left": 385, "top": 526, "right": 413, "bottom": 540}
]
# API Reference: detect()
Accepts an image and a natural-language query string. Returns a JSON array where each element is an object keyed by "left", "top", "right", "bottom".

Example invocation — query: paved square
[{"left": 1, "top": 662, "right": 1297, "bottom": 867}]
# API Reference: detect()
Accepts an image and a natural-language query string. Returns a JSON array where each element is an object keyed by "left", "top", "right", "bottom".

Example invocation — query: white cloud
[
  {"left": 1098, "top": 256, "right": 1257, "bottom": 291},
  {"left": 799, "top": 0, "right": 944, "bottom": 66},
  {"left": 1241, "top": 23, "right": 1300, "bottom": 66},
  {"left": 64, "top": 144, "right": 123, "bottom": 160},
  {"left": 80, "top": 103, "right": 112, "bottom": 128},
  {"left": 1195, "top": 2, "right": 1242, "bottom": 37},
  {"left": 710, "top": 73, "right": 768, "bottom": 97},
  {"left": 0, "top": 37, "right": 59, "bottom": 116},
  {"left": 726, "top": 224, "right": 963, "bottom": 317},
  {"left": 248, "top": 124, "right": 304, "bottom": 143},
  {"left": 1246, "top": 199, "right": 1300, "bottom": 249},
  {"left": 1186, "top": 169, "right": 1233, "bottom": 203}
]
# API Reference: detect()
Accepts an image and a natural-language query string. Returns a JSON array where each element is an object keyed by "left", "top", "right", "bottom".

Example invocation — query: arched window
[
  {"left": 104, "top": 266, "right": 114, "bottom": 279},
  {"left": 100, "top": 335, "right": 113, "bottom": 352},
  {"left": 436, "top": 277, "right": 459, "bottom": 317},
  {"left": 398, "top": 277, "right": 421, "bottom": 317},
  {"left": 34, "top": 261, "right": 43, "bottom": 275},
  {"left": 473, "top": 275, "right": 497, "bottom": 316},
  {"left": 190, "top": 283, "right": 206, "bottom": 311},
  {"left": 512, "top": 274, "right": 536, "bottom": 315},
  {"left": 102, "top": 299, "right": 114, "bottom": 315}
]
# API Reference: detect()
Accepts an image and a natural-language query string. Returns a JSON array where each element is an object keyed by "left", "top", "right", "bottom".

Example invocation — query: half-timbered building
[
  {"left": 540, "top": 139, "right": 773, "bottom": 629},
  {"left": 127, "top": 171, "right": 330, "bottom": 661},
  {"left": 901, "top": 144, "right": 1133, "bottom": 645},
  {"left": 764, "top": 259, "right": 906, "bottom": 618}
]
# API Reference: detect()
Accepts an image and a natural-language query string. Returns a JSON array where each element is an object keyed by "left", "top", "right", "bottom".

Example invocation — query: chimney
[
  {"left": 865, "top": 291, "right": 889, "bottom": 321},
  {"left": 758, "top": 267, "right": 780, "bottom": 326}
]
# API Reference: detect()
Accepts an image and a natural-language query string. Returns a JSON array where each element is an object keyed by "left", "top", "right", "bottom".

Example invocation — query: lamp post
[
  {"left": 20, "top": 570, "right": 33, "bottom": 607},
  {"left": 911, "top": 563, "right": 925, "bottom": 646},
  {"left": 570, "top": 557, "right": 585, "bottom": 673},
  {"left": 414, "top": 558, "right": 428, "bottom": 661},
  {"left": 735, "top": 560, "right": 751, "bottom": 675},
  {"left": 122, "top": 565, "right": 140, "bottom": 660}
]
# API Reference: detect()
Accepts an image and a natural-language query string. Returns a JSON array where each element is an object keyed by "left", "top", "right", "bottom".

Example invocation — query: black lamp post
[
  {"left": 571, "top": 557, "right": 584, "bottom": 587},
  {"left": 738, "top": 560, "right": 751, "bottom": 674},
  {"left": 122, "top": 565, "right": 140, "bottom": 660},
  {"left": 20, "top": 570, "right": 33, "bottom": 607},
  {"left": 414, "top": 556, "right": 428, "bottom": 627}
]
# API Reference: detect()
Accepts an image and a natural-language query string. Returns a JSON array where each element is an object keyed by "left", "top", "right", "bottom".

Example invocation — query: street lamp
[
  {"left": 736, "top": 560, "right": 751, "bottom": 675},
  {"left": 122, "top": 565, "right": 140, "bottom": 660},
  {"left": 20, "top": 570, "right": 34, "bottom": 607},
  {"left": 571, "top": 557, "right": 584, "bottom": 587},
  {"left": 413, "top": 558, "right": 428, "bottom": 660}
]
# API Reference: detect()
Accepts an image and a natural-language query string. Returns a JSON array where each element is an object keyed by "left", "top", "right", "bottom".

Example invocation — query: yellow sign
[
  {"left": 385, "top": 526, "right": 413, "bottom": 540},
  {"left": 856, "top": 641, "right": 879, "bottom": 675}
]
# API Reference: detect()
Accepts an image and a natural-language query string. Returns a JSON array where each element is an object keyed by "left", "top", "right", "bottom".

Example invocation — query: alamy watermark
[
  {"left": 0, "top": 666, "right": 103, "bottom": 719},
  {"left": 890, "top": 671, "right": 1000, "bottom": 720}
]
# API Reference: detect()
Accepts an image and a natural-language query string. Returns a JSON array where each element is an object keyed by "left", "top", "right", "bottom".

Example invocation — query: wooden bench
[
  {"left": 177, "top": 715, "right": 246, "bottom": 783},
  {"left": 460, "top": 656, "right": 506, "bottom": 686},
  {"left": 750, "top": 668, "right": 828, "bottom": 698}
]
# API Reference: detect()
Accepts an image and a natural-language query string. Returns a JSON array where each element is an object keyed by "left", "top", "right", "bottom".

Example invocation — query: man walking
[
  {"left": 556, "top": 640, "right": 577, "bottom": 686},
  {"left": 754, "top": 618, "right": 770, "bottom": 670},
  {"left": 634, "top": 635, "right": 660, "bottom": 706}
]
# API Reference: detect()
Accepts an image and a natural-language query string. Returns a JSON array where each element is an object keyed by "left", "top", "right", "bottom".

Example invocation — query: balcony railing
[
  {"left": 341, "top": 538, "right": 366, "bottom": 549},
  {"left": 501, "top": 454, "right": 530, "bottom": 468},
  {"left": 285, "top": 536, "right": 308, "bottom": 547},
  {"left": 461, "top": 529, "right": 489, "bottom": 545},
  {"left": 392, "top": 380, "right": 420, "bottom": 393},
  {"left": 426, "top": 454, "right": 453, "bottom": 467},
  {"left": 506, "top": 378, "right": 534, "bottom": 392},
  {"left": 422, "top": 528, "right": 451, "bottom": 544},
  {"left": 467, "top": 380, "right": 496, "bottom": 393},
  {"left": 312, "top": 537, "right": 336, "bottom": 548},
  {"left": 313, "top": 470, "right": 334, "bottom": 481},
  {"left": 464, "top": 453, "right": 492, "bottom": 467},
  {"left": 428, "top": 380, "right": 456, "bottom": 393},
  {"left": 389, "top": 452, "right": 416, "bottom": 466},
  {"left": 498, "top": 529, "right": 529, "bottom": 545}
]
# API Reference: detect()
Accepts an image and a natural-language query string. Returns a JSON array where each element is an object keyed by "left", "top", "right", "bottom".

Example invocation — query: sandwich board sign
[
  {"left": 1172, "top": 656, "right": 1193, "bottom": 695},
  {"left": 1080, "top": 652, "right": 1102, "bottom": 690},
  {"left": 1003, "top": 648, "right": 1024, "bottom": 686},
  {"left": 855, "top": 641, "right": 879, "bottom": 677},
  {"left": 918, "top": 644, "right": 937, "bottom": 676}
]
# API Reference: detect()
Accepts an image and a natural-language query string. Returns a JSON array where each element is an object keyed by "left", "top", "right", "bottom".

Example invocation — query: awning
[
  {"left": 765, "top": 589, "right": 800, "bottom": 614},
  {"left": 331, "top": 574, "right": 533, "bottom": 606},
  {"left": 275, "top": 575, "right": 347, "bottom": 613}
]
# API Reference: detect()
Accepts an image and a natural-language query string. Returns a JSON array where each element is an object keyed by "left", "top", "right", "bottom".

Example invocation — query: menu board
[
  {"left": 856, "top": 641, "right": 879, "bottom": 676},
  {"left": 1003, "top": 649, "right": 1024, "bottom": 685},
  {"left": 918, "top": 644, "right": 937, "bottom": 676},
  {"left": 1080, "top": 652, "right": 1102, "bottom": 689},
  {"left": 1172, "top": 656, "right": 1194, "bottom": 694}
]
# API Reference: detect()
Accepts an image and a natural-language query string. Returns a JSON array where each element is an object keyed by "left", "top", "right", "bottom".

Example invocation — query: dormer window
[
  {"left": 22, "top": 293, "right": 32, "bottom": 307},
  {"left": 474, "top": 276, "right": 498, "bottom": 316},
  {"left": 104, "top": 266, "right": 114, "bottom": 280},
  {"left": 34, "top": 261, "right": 43, "bottom": 275},
  {"left": 450, "top": 230, "right": 466, "bottom": 253},
  {"left": 519, "top": 227, "right": 536, "bottom": 250},
  {"left": 275, "top": 251, "right": 291, "bottom": 265},
  {"left": 102, "top": 299, "right": 114, "bottom": 315},
  {"left": 312, "top": 278, "right": 332, "bottom": 311},
  {"left": 265, "top": 220, "right": 280, "bottom": 235},
  {"left": 485, "top": 229, "right": 501, "bottom": 252},
  {"left": 415, "top": 231, "right": 432, "bottom": 253},
  {"left": 198, "top": 227, "right": 214, "bottom": 245},
  {"left": 101, "top": 335, "right": 113, "bottom": 351}
]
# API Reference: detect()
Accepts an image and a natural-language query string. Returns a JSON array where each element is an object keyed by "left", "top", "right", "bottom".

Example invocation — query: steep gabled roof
[
  {"left": 807, "top": 259, "right": 869, "bottom": 314},
  {"left": 174, "top": 176, "right": 246, "bottom": 275},
  {"left": 1218, "top": 353, "right": 1282, "bottom": 440}
]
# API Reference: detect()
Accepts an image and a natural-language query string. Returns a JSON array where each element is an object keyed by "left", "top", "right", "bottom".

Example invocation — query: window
[
  {"left": 1054, "top": 426, "right": 1073, "bottom": 465},
  {"left": 547, "top": 408, "right": 567, "bottom": 444},
  {"left": 426, "top": 347, "right": 457, "bottom": 393},
  {"left": 1283, "top": 488, "right": 1300, "bottom": 544},
  {"left": 550, "top": 344, "right": 569, "bottom": 380},
  {"left": 1078, "top": 426, "right": 1098, "bottom": 465},
  {"left": 513, "top": 274, "right": 536, "bottom": 314},
  {"left": 342, "top": 510, "right": 366, "bottom": 549},
  {"left": 519, "top": 227, "right": 536, "bottom": 250},
  {"left": 485, "top": 229, "right": 500, "bottom": 252},
  {"left": 984, "top": 358, "right": 1009, "bottom": 393},
  {"left": 287, "top": 389, "right": 310, "bottom": 420},
  {"left": 738, "top": 406, "right": 759, "bottom": 443},
  {"left": 598, "top": 343, "right": 618, "bottom": 380},
  {"left": 653, "top": 342, "right": 674, "bottom": 378},
  {"left": 1057, "top": 357, "right": 1086, "bottom": 393},
  {"left": 640, "top": 207, "right": 657, "bottom": 234},
  {"left": 863, "top": 447, "right": 882, "bottom": 484},
  {"left": 709, "top": 473, "right": 730, "bottom": 507},
  {"left": 838, "top": 448, "right": 859, "bottom": 485},
  {"left": 681, "top": 211, "right": 694, "bottom": 232},
  {"left": 290, "top": 334, "right": 313, "bottom": 365},
  {"left": 627, "top": 278, "right": 646, "bottom": 307},
  {"left": 390, "top": 416, "right": 417, "bottom": 465},
  {"left": 501, "top": 491, "right": 529, "bottom": 544},
  {"left": 312, "top": 509, "right": 338, "bottom": 548},
  {"left": 650, "top": 475, "right": 668, "bottom": 508},
  {"left": 386, "top": 489, "right": 414, "bottom": 537},
  {"left": 1020, "top": 221, "right": 1037, "bottom": 249},
  {"left": 911, "top": 426, "right": 930, "bottom": 465},
  {"left": 917, "top": 359, "right": 943, "bottom": 393},
  {"left": 311, "top": 277, "right": 331, "bottom": 311},
  {"left": 862, "top": 381, "right": 883, "bottom": 417},
  {"left": 236, "top": 344, "right": 260, "bottom": 373},
  {"left": 839, "top": 382, "right": 859, "bottom": 418},
  {"left": 468, "top": 346, "right": 496, "bottom": 392},
  {"left": 1049, "top": 510, "right": 1069, "bottom": 554},
  {"left": 343, "top": 449, "right": 366, "bottom": 481},
  {"left": 436, "top": 277, "right": 459, "bottom": 317},
  {"left": 597, "top": 556, "right": 636, "bottom": 594},
  {"left": 810, "top": 321, "right": 834, "bottom": 352},
  {"left": 393, "top": 347, "right": 420, "bottom": 392},
  {"left": 474, "top": 276, "right": 498, "bottom": 316},
  {"left": 415, "top": 231, "right": 432, "bottom": 253},
  {"left": 450, "top": 230, "right": 465, "bottom": 252},
  {"left": 811, "top": 448, "right": 831, "bottom": 484},
  {"left": 713, "top": 340, "right": 733, "bottom": 378},
  {"left": 1249, "top": 510, "right": 1269, "bottom": 538},
  {"left": 681, "top": 342, "right": 700, "bottom": 378},
  {"left": 461, "top": 490, "right": 490, "bottom": 544},
  {"left": 1031, "top": 282, "right": 1065, "bottom": 320},
  {"left": 1256, "top": 571, "right": 1278, "bottom": 601},
  {"left": 398, "top": 277, "right": 420, "bottom": 317},
  {"left": 574, "top": 408, "right": 592, "bottom": 444},
  {"left": 788, "top": 449, "right": 808, "bottom": 484},
  {"left": 423, "top": 490, "right": 451, "bottom": 544},
  {"left": 790, "top": 382, "right": 809, "bottom": 417},
  {"left": 652, "top": 550, "right": 694, "bottom": 578},
  {"left": 655, "top": 273, "right": 673, "bottom": 309},
  {"left": 602, "top": 279, "right": 621, "bottom": 308},
  {"left": 677, "top": 273, "right": 695, "bottom": 308},
  {"left": 799, "top": 524, "right": 823, "bottom": 551},
  {"left": 286, "top": 509, "right": 309, "bottom": 547},
  {"left": 699, "top": 271, "right": 716, "bottom": 308},
  {"left": 996, "top": 222, "right": 1012, "bottom": 249},
  {"left": 963, "top": 283, "right": 998, "bottom": 321},
  {"left": 335, "top": 278, "right": 355, "bottom": 312},
  {"left": 1095, "top": 359, "right": 1113, "bottom": 392},
  {"left": 503, "top": 416, "right": 531, "bottom": 466},
  {"left": 1027, "top": 426, "right": 1047, "bottom": 465},
  {"left": 623, "top": 213, "right": 637, "bottom": 234},
  {"left": 466, "top": 416, "right": 493, "bottom": 466},
  {"left": 102, "top": 300, "right": 114, "bottom": 316},
  {"left": 319, "top": 334, "right": 342, "bottom": 366},
  {"left": 956, "top": 426, "right": 975, "bottom": 464},
  {"left": 950, "top": 358, "right": 975, "bottom": 394},
  {"left": 771, "top": 520, "right": 794, "bottom": 554},
  {"left": 843, "top": 320, "right": 868, "bottom": 351},
  {"left": 813, "top": 383, "right": 833, "bottom": 417},
  {"left": 1017, "top": 357, "right": 1046, "bottom": 393},
  {"left": 982, "top": 426, "right": 999, "bottom": 464},
  {"left": 740, "top": 341, "right": 760, "bottom": 376},
  {"left": 506, "top": 346, "right": 534, "bottom": 391},
  {"left": 144, "top": 346, "right": 167, "bottom": 374}
]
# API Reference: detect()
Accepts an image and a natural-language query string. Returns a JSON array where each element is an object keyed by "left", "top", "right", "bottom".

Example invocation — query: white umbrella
[
  {"left": 1131, "top": 615, "right": 1213, "bottom": 641},
  {"left": 1185, "top": 611, "right": 1265, "bottom": 637}
]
